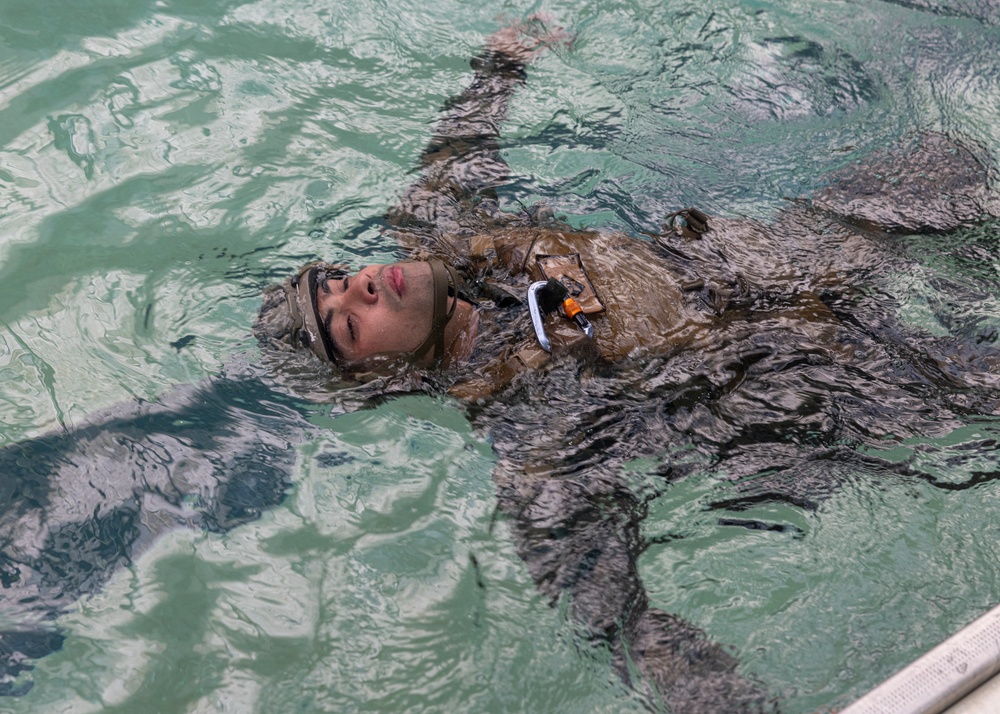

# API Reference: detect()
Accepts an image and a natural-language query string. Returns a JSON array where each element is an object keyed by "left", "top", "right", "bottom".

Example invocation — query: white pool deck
[{"left": 841, "top": 604, "right": 1000, "bottom": 714}]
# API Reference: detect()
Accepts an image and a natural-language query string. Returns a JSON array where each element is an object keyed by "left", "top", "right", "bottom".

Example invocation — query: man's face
[{"left": 314, "top": 261, "right": 436, "bottom": 364}]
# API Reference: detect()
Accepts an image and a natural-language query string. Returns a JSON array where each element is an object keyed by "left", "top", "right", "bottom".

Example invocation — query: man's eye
[
  {"left": 324, "top": 269, "right": 349, "bottom": 292},
  {"left": 343, "top": 276, "right": 350, "bottom": 291},
  {"left": 347, "top": 317, "right": 356, "bottom": 342}
]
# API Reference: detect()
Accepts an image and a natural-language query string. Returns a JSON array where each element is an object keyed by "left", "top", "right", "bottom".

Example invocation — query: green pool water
[{"left": 2, "top": 0, "right": 1000, "bottom": 711}]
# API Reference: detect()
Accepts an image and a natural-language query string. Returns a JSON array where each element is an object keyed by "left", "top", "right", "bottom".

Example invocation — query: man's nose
[{"left": 346, "top": 270, "right": 379, "bottom": 306}]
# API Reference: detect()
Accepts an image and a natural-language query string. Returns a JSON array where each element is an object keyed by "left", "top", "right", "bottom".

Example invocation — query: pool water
[{"left": 1, "top": 0, "right": 999, "bottom": 711}]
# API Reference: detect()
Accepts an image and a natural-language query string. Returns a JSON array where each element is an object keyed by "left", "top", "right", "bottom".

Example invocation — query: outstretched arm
[
  {"left": 806, "top": 131, "right": 996, "bottom": 234},
  {"left": 387, "top": 18, "right": 567, "bottom": 256}
]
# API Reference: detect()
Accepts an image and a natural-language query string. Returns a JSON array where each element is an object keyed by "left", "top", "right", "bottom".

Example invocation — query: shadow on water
[{"left": 0, "top": 375, "right": 310, "bottom": 695}]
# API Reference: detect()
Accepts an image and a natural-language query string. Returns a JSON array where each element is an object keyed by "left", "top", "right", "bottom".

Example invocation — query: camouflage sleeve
[
  {"left": 809, "top": 132, "right": 996, "bottom": 234},
  {"left": 386, "top": 49, "right": 528, "bottom": 248}
]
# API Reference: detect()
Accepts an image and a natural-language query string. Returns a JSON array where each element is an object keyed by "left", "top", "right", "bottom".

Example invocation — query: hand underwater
[{"left": 486, "top": 13, "right": 573, "bottom": 63}]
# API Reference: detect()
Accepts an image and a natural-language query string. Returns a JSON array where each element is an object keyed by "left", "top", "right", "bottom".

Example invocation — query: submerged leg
[{"left": 495, "top": 461, "right": 773, "bottom": 712}]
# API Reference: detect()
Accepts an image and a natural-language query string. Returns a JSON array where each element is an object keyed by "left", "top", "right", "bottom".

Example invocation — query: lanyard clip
[{"left": 527, "top": 279, "right": 594, "bottom": 353}]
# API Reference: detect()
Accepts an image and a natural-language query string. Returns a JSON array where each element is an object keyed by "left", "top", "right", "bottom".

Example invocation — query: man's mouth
[{"left": 387, "top": 265, "right": 405, "bottom": 298}]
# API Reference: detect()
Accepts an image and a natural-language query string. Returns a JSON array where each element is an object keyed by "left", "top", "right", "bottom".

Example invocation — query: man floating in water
[
  {"left": 248, "top": 16, "right": 1000, "bottom": 712},
  {"left": 3, "top": 16, "right": 998, "bottom": 712}
]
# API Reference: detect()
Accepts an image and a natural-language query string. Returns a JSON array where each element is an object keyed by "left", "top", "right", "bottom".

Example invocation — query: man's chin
[{"left": 341, "top": 350, "right": 426, "bottom": 377}]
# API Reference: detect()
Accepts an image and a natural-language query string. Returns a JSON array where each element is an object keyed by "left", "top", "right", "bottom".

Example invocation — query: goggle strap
[{"left": 411, "top": 260, "right": 463, "bottom": 365}]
